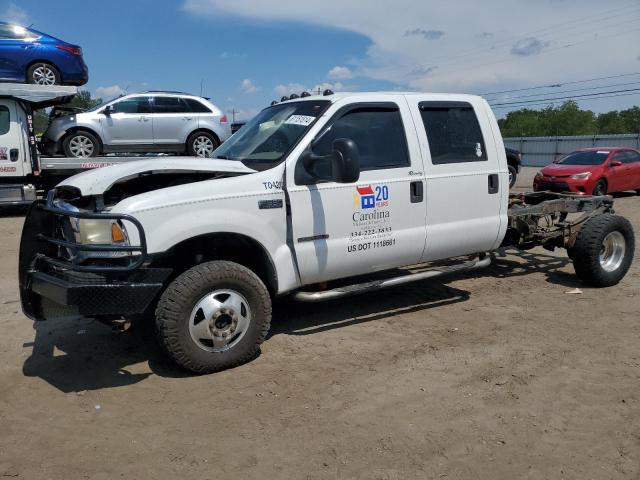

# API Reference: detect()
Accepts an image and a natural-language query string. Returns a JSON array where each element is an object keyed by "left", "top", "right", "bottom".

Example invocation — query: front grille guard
[{"left": 33, "top": 197, "right": 148, "bottom": 273}]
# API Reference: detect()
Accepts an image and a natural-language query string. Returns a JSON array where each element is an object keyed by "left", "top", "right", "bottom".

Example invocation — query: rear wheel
[
  {"left": 63, "top": 130, "right": 100, "bottom": 158},
  {"left": 568, "top": 214, "right": 634, "bottom": 287},
  {"left": 187, "top": 131, "right": 219, "bottom": 157},
  {"left": 27, "top": 62, "right": 61, "bottom": 85},
  {"left": 592, "top": 179, "right": 607, "bottom": 196},
  {"left": 155, "top": 261, "right": 271, "bottom": 373}
]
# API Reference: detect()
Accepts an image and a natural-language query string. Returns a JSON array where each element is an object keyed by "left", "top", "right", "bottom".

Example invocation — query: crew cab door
[
  {"left": 100, "top": 96, "right": 153, "bottom": 146},
  {"left": 409, "top": 98, "right": 506, "bottom": 261},
  {"left": 0, "top": 99, "right": 27, "bottom": 177},
  {"left": 286, "top": 98, "right": 428, "bottom": 285}
]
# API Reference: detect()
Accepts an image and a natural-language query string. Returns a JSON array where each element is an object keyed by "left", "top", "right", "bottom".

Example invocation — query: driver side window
[
  {"left": 112, "top": 97, "right": 151, "bottom": 114},
  {"left": 310, "top": 105, "right": 409, "bottom": 178}
]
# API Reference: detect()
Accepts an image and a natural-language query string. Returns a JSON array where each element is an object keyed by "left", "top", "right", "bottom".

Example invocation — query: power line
[
  {"left": 489, "top": 87, "right": 640, "bottom": 106},
  {"left": 485, "top": 80, "right": 640, "bottom": 102},
  {"left": 490, "top": 90, "right": 640, "bottom": 109},
  {"left": 479, "top": 72, "right": 640, "bottom": 96},
  {"left": 491, "top": 91, "right": 640, "bottom": 109}
]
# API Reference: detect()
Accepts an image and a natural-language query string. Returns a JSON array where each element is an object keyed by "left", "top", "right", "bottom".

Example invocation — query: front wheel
[
  {"left": 592, "top": 179, "right": 607, "bottom": 196},
  {"left": 568, "top": 214, "right": 634, "bottom": 287},
  {"left": 155, "top": 261, "right": 271, "bottom": 373},
  {"left": 27, "top": 62, "right": 61, "bottom": 85},
  {"left": 63, "top": 130, "right": 100, "bottom": 158},
  {"left": 187, "top": 131, "right": 219, "bottom": 157}
]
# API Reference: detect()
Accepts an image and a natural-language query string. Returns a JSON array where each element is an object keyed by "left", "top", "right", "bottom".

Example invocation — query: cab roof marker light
[
  {"left": 289, "top": 93, "right": 299, "bottom": 99},
  {"left": 323, "top": 89, "right": 334, "bottom": 96},
  {"left": 281, "top": 96, "right": 289, "bottom": 102},
  {"left": 270, "top": 100, "right": 278, "bottom": 106},
  {"left": 300, "top": 91, "right": 311, "bottom": 97}
]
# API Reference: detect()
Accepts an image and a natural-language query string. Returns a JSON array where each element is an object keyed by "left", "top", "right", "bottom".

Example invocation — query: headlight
[
  {"left": 570, "top": 172, "right": 591, "bottom": 180},
  {"left": 78, "top": 219, "right": 129, "bottom": 245}
]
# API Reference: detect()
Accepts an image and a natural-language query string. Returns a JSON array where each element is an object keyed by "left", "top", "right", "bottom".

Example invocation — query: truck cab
[
  {"left": 18, "top": 91, "right": 634, "bottom": 374},
  {"left": 0, "top": 83, "right": 77, "bottom": 204}
]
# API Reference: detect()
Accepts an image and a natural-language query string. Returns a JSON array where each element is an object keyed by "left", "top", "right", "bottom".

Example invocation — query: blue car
[{"left": 0, "top": 22, "right": 88, "bottom": 85}]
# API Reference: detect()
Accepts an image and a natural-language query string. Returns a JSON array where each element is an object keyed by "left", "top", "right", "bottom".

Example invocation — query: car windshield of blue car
[
  {"left": 211, "top": 100, "right": 330, "bottom": 170},
  {"left": 557, "top": 151, "right": 610, "bottom": 165}
]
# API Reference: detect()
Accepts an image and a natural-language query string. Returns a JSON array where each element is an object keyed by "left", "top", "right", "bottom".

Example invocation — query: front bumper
[
  {"left": 19, "top": 197, "right": 171, "bottom": 321},
  {"left": 533, "top": 177, "right": 590, "bottom": 194}
]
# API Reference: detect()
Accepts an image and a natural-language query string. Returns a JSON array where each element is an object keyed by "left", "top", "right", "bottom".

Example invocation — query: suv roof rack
[{"left": 142, "top": 90, "right": 194, "bottom": 95}]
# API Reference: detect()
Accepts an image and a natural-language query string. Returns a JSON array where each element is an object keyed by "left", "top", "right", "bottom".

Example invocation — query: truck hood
[{"left": 57, "top": 157, "right": 256, "bottom": 196}]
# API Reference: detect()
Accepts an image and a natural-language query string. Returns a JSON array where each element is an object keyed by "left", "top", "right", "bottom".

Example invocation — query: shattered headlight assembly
[{"left": 569, "top": 172, "right": 592, "bottom": 180}]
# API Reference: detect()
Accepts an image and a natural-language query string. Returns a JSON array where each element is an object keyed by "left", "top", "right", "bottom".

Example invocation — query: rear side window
[
  {"left": 419, "top": 102, "right": 487, "bottom": 164},
  {"left": 0, "top": 106, "right": 9, "bottom": 135},
  {"left": 112, "top": 97, "right": 151, "bottom": 114},
  {"left": 153, "top": 96, "right": 190, "bottom": 114},
  {"left": 183, "top": 98, "right": 212, "bottom": 113},
  {"left": 313, "top": 106, "right": 409, "bottom": 171}
]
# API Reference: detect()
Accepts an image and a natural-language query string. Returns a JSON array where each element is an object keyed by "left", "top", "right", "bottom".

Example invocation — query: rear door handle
[
  {"left": 410, "top": 180, "right": 424, "bottom": 203},
  {"left": 9, "top": 149, "right": 18, "bottom": 162},
  {"left": 488, "top": 174, "right": 499, "bottom": 194}
]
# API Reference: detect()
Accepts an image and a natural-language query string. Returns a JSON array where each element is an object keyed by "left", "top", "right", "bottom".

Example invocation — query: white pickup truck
[{"left": 19, "top": 91, "right": 635, "bottom": 373}]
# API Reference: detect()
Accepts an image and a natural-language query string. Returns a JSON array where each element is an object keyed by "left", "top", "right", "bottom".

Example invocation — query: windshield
[
  {"left": 557, "top": 151, "right": 610, "bottom": 166},
  {"left": 212, "top": 100, "right": 330, "bottom": 169}
]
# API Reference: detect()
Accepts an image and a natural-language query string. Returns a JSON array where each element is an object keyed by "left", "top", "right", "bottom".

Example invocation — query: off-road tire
[
  {"left": 155, "top": 261, "right": 271, "bottom": 374},
  {"left": 62, "top": 130, "right": 100, "bottom": 158},
  {"left": 508, "top": 165, "right": 517, "bottom": 188},
  {"left": 568, "top": 214, "right": 634, "bottom": 287},
  {"left": 27, "top": 62, "right": 61, "bottom": 85}
]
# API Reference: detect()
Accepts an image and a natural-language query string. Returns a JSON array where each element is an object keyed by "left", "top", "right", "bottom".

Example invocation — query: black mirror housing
[
  {"left": 294, "top": 138, "right": 360, "bottom": 185},
  {"left": 331, "top": 138, "right": 360, "bottom": 183},
  {"left": 102, "top": 105, "right": 113, "bottom": 116}
]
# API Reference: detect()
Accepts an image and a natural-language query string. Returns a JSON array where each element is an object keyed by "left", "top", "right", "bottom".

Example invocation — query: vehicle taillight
[
  {"left": 219, "top": 115, "right": 228, "bottom": 124},
  {"left": 56, "top": 45, "right": 82, "bottom": 55}
]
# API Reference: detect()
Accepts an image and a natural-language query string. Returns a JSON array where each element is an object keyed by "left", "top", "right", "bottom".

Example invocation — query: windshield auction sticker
[
  {"left": 348, "top": 184, "right": 395, "bottom": 253},
  {"left": 284, "top": 115, "right": 315, "bottom": 126}
]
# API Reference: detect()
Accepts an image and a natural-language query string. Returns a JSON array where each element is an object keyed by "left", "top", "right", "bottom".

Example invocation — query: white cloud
[
  {"left": 95, "top": 85, "right": 126, "bottom": 98},
  {"left": 3, "top": 3, "right": 28, "bottom": 24},
  {"left": 183, "top": 0, "right": 638, "bottom": 102},
  {"left": 327, "top": 66, "right": 353, "bottom": 80},
  {"left": 274, "top": 83, "right": 307, "bottom": 96},
  {"left": 240, "top": 78, "right": 258, "bottom": 93}
]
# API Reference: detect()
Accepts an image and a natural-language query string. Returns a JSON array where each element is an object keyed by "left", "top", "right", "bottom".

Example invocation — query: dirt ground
[{"left": 0, "top": 167, "right": 638, "bottom": 479}]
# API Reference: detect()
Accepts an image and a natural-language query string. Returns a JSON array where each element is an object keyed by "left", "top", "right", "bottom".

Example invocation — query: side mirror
[
  {"left": 330, "top": 138, "right": 360, "bottom": 183},
  {"left": 610, "top": 160, "right": 622, "bottom": 167},
  {"left": 102, "top": 105, "right": 113, "bottom": 116},
  {"left": 295, "top": 138, "right": 360, "bottom": 185}
]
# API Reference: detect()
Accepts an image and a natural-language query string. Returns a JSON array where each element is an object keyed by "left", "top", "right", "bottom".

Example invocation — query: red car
[{"left": 533, "top": 147, "right": 640, "bottom": 196}]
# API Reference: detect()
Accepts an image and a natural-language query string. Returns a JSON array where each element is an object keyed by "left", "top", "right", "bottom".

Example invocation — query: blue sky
[{"left": 2, "top": 0, "right": 639, "bottom": 120}]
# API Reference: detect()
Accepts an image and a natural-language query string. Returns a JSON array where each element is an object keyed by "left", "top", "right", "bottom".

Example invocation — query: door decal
[{"left": 349, "top": 184, "right": 395, "bottom": 253}]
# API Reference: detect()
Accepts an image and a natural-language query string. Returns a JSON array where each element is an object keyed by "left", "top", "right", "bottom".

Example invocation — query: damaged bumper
[{"left": 19, "top": 197, "right": 171, "bottom": 321}]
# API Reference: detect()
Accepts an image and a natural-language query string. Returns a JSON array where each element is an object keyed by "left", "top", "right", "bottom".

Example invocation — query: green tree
[
  {"left": 619, "top": 106, "right": 640, "bottom": 134},
  {"left": 596, "top": 111, "right": 625, "bottom": 134}
]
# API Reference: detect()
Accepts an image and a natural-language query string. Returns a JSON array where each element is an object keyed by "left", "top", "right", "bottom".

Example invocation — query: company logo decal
[{"left": 354, "top": 185, "right": 376, "bottom": 209}]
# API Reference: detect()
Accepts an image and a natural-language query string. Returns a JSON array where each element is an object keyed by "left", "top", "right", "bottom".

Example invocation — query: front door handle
[
  {"left": 488, "top": 174, "right": 499, "bottom": 194},
  {"left": 410, "top": 180, "right": 424, "bottom": 203}
]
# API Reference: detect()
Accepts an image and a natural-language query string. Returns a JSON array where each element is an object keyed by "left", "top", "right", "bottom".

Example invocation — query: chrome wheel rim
[
  {"left": 193, "top": 136, "right": 214, "bottom": 157},
  {"left": 599, "top": 231, "right": 626, "bottom": 272},
  {"left": 69, "top": 135, "right": 94, "bottom": 157},
  {"left": 508, "top": 170, "right": 514, "bottom": 186},
  {"left": 32, "top": 65, "right": 56, "bottom": 85},
  {"left": 189, "top": 289, "right": 251, "bottom": 352}
]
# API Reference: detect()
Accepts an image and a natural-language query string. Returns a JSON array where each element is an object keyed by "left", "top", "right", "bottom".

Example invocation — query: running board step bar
[{"left": 293, "top": 254, "right": 491, "bottom": 302}]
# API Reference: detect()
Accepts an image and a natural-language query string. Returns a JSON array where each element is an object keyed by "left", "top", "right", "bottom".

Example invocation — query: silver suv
[{"left": 41, "top": 91, "right": 232, "bottom": 158}]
